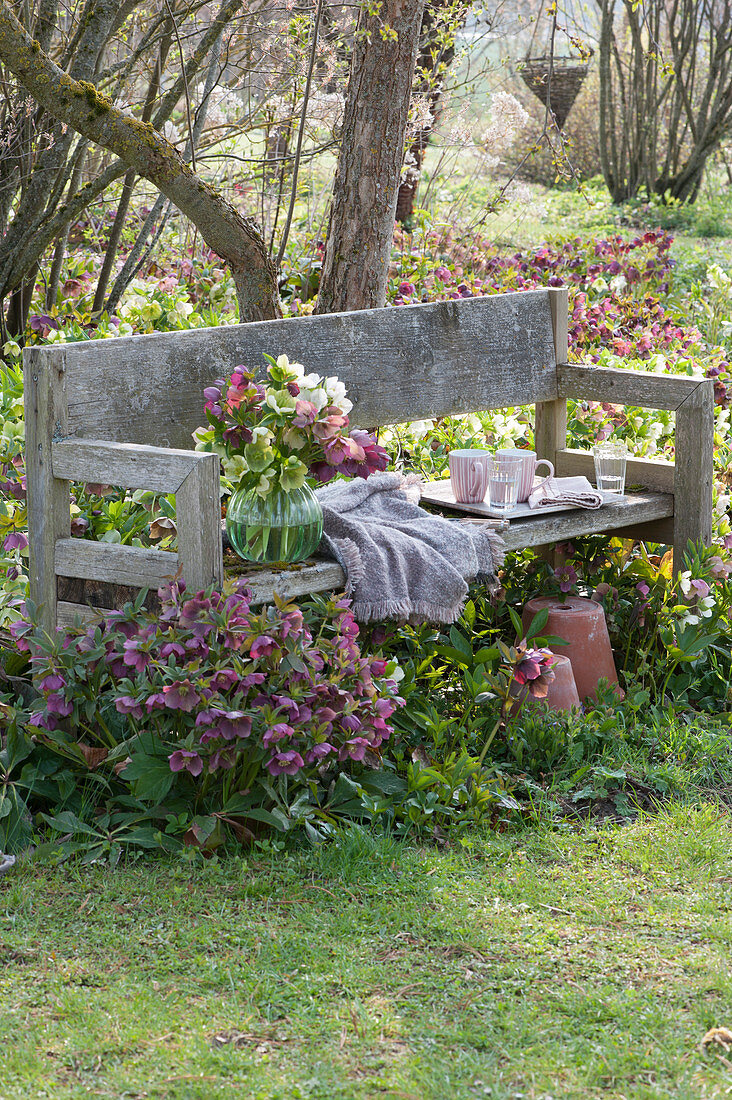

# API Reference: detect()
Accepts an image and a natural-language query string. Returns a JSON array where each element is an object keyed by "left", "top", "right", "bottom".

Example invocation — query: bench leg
[
  {"left": 674, "top": 384, "right": 714, "bottom": 566},
  {"left": 24, "top": 347, "right": 70, "bottom": 635}
]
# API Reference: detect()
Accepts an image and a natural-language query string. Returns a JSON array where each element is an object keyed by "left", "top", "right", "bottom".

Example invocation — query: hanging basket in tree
[{"left": 519, "top": 54, "right": 592, "bottom": 131}]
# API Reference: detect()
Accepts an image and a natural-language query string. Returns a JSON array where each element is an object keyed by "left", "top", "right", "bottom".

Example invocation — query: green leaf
[
  {"left": 0, "top": 785, "right": 32, "bottom": 853},
  {"left": 359, "top": 770, "right": 407, "bottom": 796},
  {"left": 119, "top": 754, "right": 174, "bottom": 804},
  {"left": 0, "top": 724, "right": 34, "bottom": 775},
  {"left": 235, "top": 807, "right": 289, "bottom": 832},
  {"left": 449, "top": 627, "right": 472, "bottom": 658},
  {"left": 434, "top": 645, "right": 471, "bottom": 668},
  {"left": 525, "top": 607, "right": 549, "bottom": 639},
  {"left": 473, "top": 645, "right": 499, "bottom": 666},
  {"left": 41, "top": 810, "right": 100, "bottom": 837},
  {"left": 508, "top": 607, "right": 524, "bottom": 639}
]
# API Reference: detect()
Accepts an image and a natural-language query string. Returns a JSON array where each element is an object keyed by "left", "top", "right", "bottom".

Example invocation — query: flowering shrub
[
  {"left": 12, "top": 581, "right": 404, "bottom": 845},
  {"left": 194, "top": 353, "right": 387, "bottom": 496}
]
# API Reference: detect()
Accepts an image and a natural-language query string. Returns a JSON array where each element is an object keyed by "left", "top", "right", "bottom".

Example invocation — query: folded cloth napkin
[
  {"left": 528, "top": 474, "right": 603, "bottom": 510},
  {"left": 316, "top": 472, "right": 505, "bottom": 624}
]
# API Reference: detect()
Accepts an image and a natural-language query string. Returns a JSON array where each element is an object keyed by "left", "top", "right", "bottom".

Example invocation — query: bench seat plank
[
  {"left": 500, "top": 490, "right": 673, "bottom": 549},
  {"left": 54, "top": 492, "right": 673, "bottom": 628}
]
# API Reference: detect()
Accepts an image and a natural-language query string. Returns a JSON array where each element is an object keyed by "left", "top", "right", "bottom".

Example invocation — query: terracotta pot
[
  {"left": 513, "top": 653, "right": 580, "bottom": 713},
  {"left": 522, "top": 596, "right": 624, "bottom": 702}
]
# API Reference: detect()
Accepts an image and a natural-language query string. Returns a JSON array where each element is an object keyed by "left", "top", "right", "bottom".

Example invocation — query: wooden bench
[{"left": 23, "top": 287, "right": 714, "bottom": 633}]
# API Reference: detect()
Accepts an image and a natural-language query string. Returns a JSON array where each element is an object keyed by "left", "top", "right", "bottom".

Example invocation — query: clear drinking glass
[
  {"left": 486, "top": 455, "right": 522, "bottom": 514},
  {"left": 593, "top": 441, "right": 627, "bottom": 495}
]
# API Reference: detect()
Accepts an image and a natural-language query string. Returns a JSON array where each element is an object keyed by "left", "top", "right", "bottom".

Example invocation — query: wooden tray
[{"left": 421, "top": 478, "right": 604, "bottom": 519}]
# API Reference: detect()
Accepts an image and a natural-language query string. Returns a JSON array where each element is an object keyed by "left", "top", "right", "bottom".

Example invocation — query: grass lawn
[{"left": 2, "top": 805, "right": 731, "bottom": 1100}]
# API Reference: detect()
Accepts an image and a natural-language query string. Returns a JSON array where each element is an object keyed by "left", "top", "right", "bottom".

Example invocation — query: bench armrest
[
  {"left": 47, "top": 438, "right": 223, "bottom": 623},
  {"left": 557, "top": 362, "right": 712, "bottom": 411},
  {"left": 547, "top": 362, "right": 714, "bottom": 552}
]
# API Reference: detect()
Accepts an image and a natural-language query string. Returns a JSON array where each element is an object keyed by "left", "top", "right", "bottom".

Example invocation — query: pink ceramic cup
[
  {"left": 449, "top": 449, "right": 490, "bottom": 504},
  {"left": 496, "top": 448, "right": 554, "bottom": 502}
]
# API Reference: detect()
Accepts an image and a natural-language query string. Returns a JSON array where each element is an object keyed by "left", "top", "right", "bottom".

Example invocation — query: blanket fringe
[
  {"left": 329, "top": 536, "right": 364, "bottom": 596},
  {"left": 351, "top": 597, "right": 467, "bottom": 625}
]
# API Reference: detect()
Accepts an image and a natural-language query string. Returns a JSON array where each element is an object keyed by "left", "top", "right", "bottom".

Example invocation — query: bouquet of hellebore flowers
[{"left": 194, "top": 354, "right": 388, "bottom": 498}]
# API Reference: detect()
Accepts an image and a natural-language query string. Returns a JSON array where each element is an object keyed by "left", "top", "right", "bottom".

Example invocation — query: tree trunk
[
  {"left": 6, "top": 270, "right": 38, "bottom": 336},
  {"left": 0, "top": 0, "right": 281, "bottom": 322},
  {"left": 396, "top": 0, "right": 467, "bottom": 225},
  {"left": 316, "top": 0, "right": 426, "bottom": 314}
]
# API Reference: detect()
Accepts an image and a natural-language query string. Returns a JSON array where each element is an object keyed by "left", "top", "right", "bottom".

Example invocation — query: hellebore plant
[
  {"left": 14, "top": 580, "right": 404, "bottom": 839},
  {"left": 194, "top": 353, "right": 388, "bottom": 498},
  {"left": 477, "top": 638, "right": 557, "bottom": 765}
]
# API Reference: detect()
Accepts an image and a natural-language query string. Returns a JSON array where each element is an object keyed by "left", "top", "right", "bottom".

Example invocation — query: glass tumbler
[
  {"left": 593, "top": 441, "right": 627, "bottom": 496},
  {"left": 486, "top": 455, "right": 522, "bottom": 514}
]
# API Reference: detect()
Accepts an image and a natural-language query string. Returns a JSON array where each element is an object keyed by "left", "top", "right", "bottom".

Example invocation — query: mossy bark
[{"left": 0, "top": 0, "right": 281, "bottom": 322}]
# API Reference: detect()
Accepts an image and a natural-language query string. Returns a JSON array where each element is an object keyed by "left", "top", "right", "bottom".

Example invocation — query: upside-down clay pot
[
  {"left": 522, "top": 596, "right": 624, "bottom": 703},
  {"left": 513, "top": 653, "right": 581, "bottom": 713}
]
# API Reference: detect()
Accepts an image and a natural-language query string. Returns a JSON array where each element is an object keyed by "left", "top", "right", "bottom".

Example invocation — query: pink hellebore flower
[
  {"left": 310, "top": 462, "right": 337, "bottom": 485},
  {"left": 40, "top": 672, "right": 66, "bottom": 692},
  {"left": 313, "top": 411, "right": 349, "bottom": 443},
  {"left": 163, "top": 679, "right": 201, "bottom": 711},
  {"left": 169, "top": 750, "right": 203, "bottom": 777},
  {"left": 294, "top": 400, "right": 319, "bottom": 427},
  {"left": 251, "top": 634, "right": 278, "bottom": 659},
  {"left": 305, "top": 743, "right": 335, "bottom": 763},
  {"left": 45, "top": 693, "right": 74, "bottom": 717},
  {"left": 556, "top": 563, "right": 578, "bottom": 593},
  {"left": 339, "top": 737, "right": 371, "bottom": 762},
  {"left": 123, "top": 640, "right": 151, "bottom": 672},
  {"left": 323, "top": 435, "right": 365, "bottom": 467},
  {"left": 3, "top": 531, "right": 28, "bottom": 552},
  {"left": 115, "top": 695, "right": 144, "bottom": 720},
  {"left": 263, "top": 723, "right": 295, "bottom": 747},
  {"left": 266, "top": 750, "right": 305, "bottom": 776},
  {"left": 512, "top": 644, "right": 556, "bottom": 700}
]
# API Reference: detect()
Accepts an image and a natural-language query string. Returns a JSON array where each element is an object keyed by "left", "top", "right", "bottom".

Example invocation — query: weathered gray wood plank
[
  {"left": 57, "top": 601, "right": 99, "bottom": 628},
  {"left": 24, "top": 346, "right": 71, "bottom": 633},
  {"left": 244, "top": 560, "right": 346, "bottom": 605},
  {"left": 55, "top": 559, "right": 346, "bottom": 624},
  {"left": 500, "top": 491, "right": 674, "bottom": 549},
  {"left": 176, "top": 454, "right": 224, "bottom": 592},
  {"left": 674, "top": 385, "right": 714, "bottom": 553},
  {"left": 556, "top": 448, "right": 675, "bottom": 493},
  {"left": 535, "top": 287, "right": 569, "bottom": 498},
  {"left": 559, "top": 363, "right": 709, "bottom": 410},
  {"left": 56, "top": 291, "right": 559, "bottom": 447},
  {"left": 55, "top": 539, "right": 178, "bottom": 587},
  {"left": 52, "top": 439, "right": 209, "bottom": 493}
]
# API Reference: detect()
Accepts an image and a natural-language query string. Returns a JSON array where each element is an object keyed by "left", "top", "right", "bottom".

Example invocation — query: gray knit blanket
[{"left": 316, "top": 473, "right": 505, "bottom": 624}]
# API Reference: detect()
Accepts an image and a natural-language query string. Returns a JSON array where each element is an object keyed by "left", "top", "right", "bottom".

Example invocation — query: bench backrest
[{"left": 38, "top": 288, "right": 565, "bottom": 448}]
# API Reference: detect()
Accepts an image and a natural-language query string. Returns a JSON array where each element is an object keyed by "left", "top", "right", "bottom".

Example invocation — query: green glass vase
[{"left": 225, "top": 482, "right": 323, "bottom": 565}]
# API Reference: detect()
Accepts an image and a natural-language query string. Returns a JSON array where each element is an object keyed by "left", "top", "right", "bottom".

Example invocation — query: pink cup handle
[
  {"left": 469, "top": 459, "right": 483, "bottom": 499},
  {"left": 535, "top": 459, "right": 554, "bottom": 487}
]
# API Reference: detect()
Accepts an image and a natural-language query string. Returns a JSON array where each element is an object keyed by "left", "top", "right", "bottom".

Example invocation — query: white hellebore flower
[
  {"left": 277, "top": 354, "right": 306, "bottom": 380},
  {"left": 298, "top": 373, "right": 330, "bottom": 411},
  {"left": 407, "top": 419, "right": 435, "bottom": 439},
  {"left": 251, "top": 425, "right": 273, "bottom": 445},
  {"left": 324, "top": 376, "right": 353, "bottom": 415}
]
